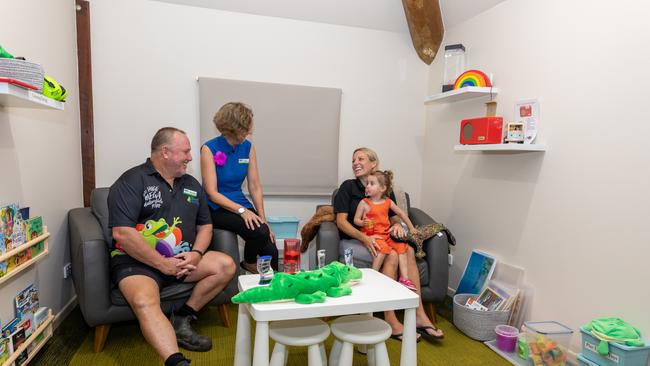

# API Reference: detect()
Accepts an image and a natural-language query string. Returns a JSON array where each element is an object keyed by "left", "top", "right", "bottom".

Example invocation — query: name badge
[
  {"left": 183, "top": 188, "right": 197, "bottom": 197},
  {"left": 238, "top": 158, "right": 250, "bottom": 164}
]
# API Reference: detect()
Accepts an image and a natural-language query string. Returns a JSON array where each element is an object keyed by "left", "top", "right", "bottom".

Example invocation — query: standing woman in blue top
[{"left": 200, "top": 102, "right": 278, "bottom": 273}]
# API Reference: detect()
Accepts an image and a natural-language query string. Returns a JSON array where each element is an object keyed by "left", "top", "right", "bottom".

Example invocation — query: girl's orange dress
[{"left": 360, "top": 198, "right": 408, "bottom": 254}]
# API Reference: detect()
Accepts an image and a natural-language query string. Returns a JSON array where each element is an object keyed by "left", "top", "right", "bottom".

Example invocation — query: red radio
[{"left": 459, "top": 116, "right": 503, "bottom": 145}]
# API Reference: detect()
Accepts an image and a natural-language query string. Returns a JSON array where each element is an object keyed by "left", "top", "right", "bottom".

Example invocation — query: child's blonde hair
[{"left": 371, "top": 170, "right": 394, "bottom": 197}]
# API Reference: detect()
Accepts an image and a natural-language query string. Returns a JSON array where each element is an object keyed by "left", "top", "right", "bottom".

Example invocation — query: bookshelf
[
  {"left": 0, "top": 228, "right": 50, "bottom": 286},
  {"left": 1, "top": 309, "right": 53, "bottom": 366}
]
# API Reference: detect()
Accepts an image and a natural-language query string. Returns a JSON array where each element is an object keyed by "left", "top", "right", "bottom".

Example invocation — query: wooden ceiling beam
[{"left": 402, "top": 0, "right": 444, "bottom": 65}]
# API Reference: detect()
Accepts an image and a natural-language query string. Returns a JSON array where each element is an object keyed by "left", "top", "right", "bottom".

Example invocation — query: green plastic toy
[
  {"left": 584, "top": 317, "right": 645, "bottom": 355},
  {"left": 0, "top": 45, "right": 14, "bottom": 58},
  {"left": 232, "top": 261, "right": 362, "bottom": 305},
  {"left": 42, "top": 75, "right": 67, "bottom": 102}
]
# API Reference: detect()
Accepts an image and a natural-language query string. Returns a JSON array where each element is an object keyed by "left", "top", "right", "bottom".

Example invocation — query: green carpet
[{"left": 31, "top": 304, "right": 509, "bottom": 366}]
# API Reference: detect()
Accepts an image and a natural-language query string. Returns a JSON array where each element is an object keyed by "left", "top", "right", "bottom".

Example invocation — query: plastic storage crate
[
  {"left": 581, "top": 327, "right": 650, "bottom": 366},
  {"left": 267, "top": 216, "right": 300, "bottom": 239},
  {"left": 452, "top": 293, "right": 510, "bottom": 341},
  {"left": 524, "top": 321, "right": 573, "bottom": 351},
  {"left": 577, "top": 353, "right": 599, "bottom": 366}
]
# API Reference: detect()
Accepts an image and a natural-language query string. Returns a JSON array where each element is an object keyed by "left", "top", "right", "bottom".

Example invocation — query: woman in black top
[{"left": 333, "top": 147, "right": 444, "bottom": 341}]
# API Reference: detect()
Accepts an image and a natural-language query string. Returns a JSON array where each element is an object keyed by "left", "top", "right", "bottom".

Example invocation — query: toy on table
[
  {"left": 453, "top": 69, "right": 492, "bottom": 89},
  {"left": 257, "top": 255, "right": 274, "bottom": 285},
  {"left": 232, "top": 261, "right": 362, "bottom": 305},
  {"left": 518, "top": 333, "right": 567, "bottom": 366}
]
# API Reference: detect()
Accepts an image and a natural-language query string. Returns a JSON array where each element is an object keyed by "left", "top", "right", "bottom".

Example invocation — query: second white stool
[
  {"left": 329, "top": 315, "right": 392, "bottom": 366},
  {"left": 269, "top": 318, "right": 330, "bottom": 366}
]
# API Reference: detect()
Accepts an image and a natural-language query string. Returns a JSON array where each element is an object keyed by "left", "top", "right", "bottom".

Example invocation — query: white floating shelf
[
  {"left": 0, "top": 82, "right": 64, "bottom": 110},
  {"left": 424, "top": 86, "right": 498, "bottom": 104},
  {"left": 454, "top": 144, "right": 546, "bottom": 152}
]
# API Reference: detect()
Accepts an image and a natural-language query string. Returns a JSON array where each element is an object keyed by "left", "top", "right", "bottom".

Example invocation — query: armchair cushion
[{"left": 90, "top": 188, "right": 112, "bottom": 247}]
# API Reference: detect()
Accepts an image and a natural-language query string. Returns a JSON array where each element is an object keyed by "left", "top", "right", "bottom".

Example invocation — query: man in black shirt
[{"left": 108, "top": 127, "right": 236, "bottom": 366}]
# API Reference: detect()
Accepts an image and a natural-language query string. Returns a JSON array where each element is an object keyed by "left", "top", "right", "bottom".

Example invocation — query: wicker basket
[
  {"left": 0, "top": 58, "right": 44, "bottom": 92},
  {"left": 453, "top": 293, "right": 510, "bottom": 341}
]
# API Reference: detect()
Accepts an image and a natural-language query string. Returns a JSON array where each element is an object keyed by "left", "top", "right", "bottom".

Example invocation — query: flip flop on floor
[
  {"left": 416, "top": 325, "right": 444, "bottom": 341},
  {"left": 389, "top": 333, "right": 421, "bottom": 343}
]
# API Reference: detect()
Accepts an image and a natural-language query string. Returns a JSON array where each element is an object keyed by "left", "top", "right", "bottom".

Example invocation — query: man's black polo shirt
[{"left": 107, "top": 158, "right": 211, "bottom": 257}]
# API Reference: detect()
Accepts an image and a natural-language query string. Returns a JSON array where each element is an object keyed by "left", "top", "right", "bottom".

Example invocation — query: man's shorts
[{"left": 111, "top": 254, "right": 187, "bottom": 289}]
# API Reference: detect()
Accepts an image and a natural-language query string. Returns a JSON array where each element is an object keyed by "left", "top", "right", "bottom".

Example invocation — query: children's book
[
  {"left": 15, "top": 285, "right": 39, "bottom": 337},
  {"left": 0, "top": 204, "right": 17, "bottom": 250},
  {"left": 0, "top": 233, "right": 5, "bottom": 255},
  {"left": 475, "top": 286, "right": 505, "bottom": 311},
  {"left": 24, "top": 216, "right": 43, "bottom": 241},
  {"left": 2, "top": 318, "right": 20, "bottom": 338},
  {"left": 0, "top": 261, "right": 7, "bottom": 278},
  {"left": 11, "top": 327, "right": 26, "bottom": 354},
  {"left": 0, "top": 337, "right": 10, "bottom": 364},
  {"left": 29, "top": 242, "right": 44, "bottom": 258}
]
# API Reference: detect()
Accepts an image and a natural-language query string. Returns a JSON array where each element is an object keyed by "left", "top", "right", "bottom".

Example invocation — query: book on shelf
[
  {"left": 24, "top": 216, "right": 43, "bottom": 241},
  {"left": 0, "top": 204, "right": 17, "bottom": 250},
  {"left": 15, "top": 284, "right": 39, "bottom": 337},
  {"left": 1, "top": 318, "right": 20, "bottom": 338},
  {"left": 11, "top": 327, "right": 27, "bottom": 365},
  {"left": 0, "top": 337, "right": 9, "bottom": 364}
]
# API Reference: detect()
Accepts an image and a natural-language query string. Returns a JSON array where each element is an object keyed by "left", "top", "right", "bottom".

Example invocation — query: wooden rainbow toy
[{"left": 453, "top": 69, "right": 492, "bottom": 89}]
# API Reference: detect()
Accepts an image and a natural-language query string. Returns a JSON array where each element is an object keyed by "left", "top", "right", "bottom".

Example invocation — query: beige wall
[
  {"left": 0, "top": 1, "right": 82, "bottom": 324},
  {"left": 424, "top": 0, "right": 650, "bottom": 355},
  {"left": 89, "top": 0, "right": 428, "bottom": 228}
]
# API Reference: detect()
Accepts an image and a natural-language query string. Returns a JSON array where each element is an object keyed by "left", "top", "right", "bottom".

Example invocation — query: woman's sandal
[
  {"left": 416, "top": 325, "right": 444, "bottom": 341},
  {"left": 389, "top": 333, "right": 421, "bottom": 343}
]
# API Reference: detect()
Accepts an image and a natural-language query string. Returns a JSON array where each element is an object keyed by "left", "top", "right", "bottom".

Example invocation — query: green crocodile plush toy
[{"left": 232, "top": 261, "right": 362, "bottom": 304}]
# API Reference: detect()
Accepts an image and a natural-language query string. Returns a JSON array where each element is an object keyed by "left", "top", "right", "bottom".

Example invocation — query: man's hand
[
  {"left": 174, "top": 251, "right": 201, "bottom": 277},
  {"left": 158, "top": 257, "right": 182, "bottom": 276}
]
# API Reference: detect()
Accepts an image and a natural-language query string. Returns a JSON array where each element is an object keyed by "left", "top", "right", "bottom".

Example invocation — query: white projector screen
[{"left": 198, "top": 77, "right": 341, "bottom": 196}]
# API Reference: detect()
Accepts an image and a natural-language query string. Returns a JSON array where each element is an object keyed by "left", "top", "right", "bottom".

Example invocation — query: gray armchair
[
  {"left": 68, "top": 188, "right": 239, "bottom": 352},
  {"left": 316, "top": 190, "right": 450, "bottom": 322}
]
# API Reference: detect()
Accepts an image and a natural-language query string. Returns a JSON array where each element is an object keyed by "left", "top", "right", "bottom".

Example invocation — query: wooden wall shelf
[
  {"left": 1, "top": 309, "right": 53, "bottom": 366},
  {"left": 424, "top": 86, "right": 498, "bottom": 103},
  {"left": 0, "top": 83, "right": 64, "bottom": 110},
  {"left": 0, "top": 228, "right": 50, "bottom": 286}
]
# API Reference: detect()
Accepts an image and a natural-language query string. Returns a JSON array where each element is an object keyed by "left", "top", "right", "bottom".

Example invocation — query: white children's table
[{"left": 234, "top": 268, "right": 419, "bottom": 366}]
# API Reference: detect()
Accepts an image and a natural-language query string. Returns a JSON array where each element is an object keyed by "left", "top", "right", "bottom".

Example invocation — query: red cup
[{"left": 283, "top": 239, "right": 301, "bottom": 274}]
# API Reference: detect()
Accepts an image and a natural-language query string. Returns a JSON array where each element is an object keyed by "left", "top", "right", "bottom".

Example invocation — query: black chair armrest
[
  {"left": 210, "top": 228, "right": 240, "bottom": 299},
  {"left": 316, "top": 221, "right": 340, "bottom": 264},
  {"left": 210, "top": 228, "right": 240, "bottom": 264},
  {"left": 408, "top": 207, "right": 436, "bottom": 226},
  {"left": 68, "top": 208, "right": 112, "bottom": 327},
  {"left": 409, "top": 207, "right": 449, "bottom": 303}
]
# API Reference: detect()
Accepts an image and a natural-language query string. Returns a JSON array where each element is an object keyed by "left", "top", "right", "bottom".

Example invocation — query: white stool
[
  {"left": 269, "top": 318, "right": 330, "bottom": 366},
  {"left": 329, "top": 315, "right": 392, "bottom": 366}
]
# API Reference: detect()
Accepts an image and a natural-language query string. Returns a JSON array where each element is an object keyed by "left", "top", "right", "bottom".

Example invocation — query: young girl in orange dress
[{"left": 353, "top": 170, "right": 419, "bottom": 291}]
